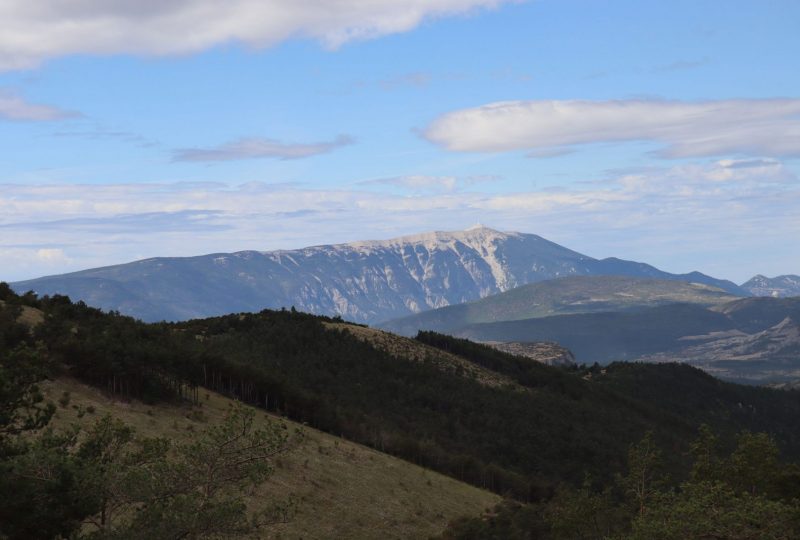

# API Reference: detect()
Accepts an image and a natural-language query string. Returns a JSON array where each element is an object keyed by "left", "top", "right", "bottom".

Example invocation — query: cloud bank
[
  {"left": 424, "top": 98, "right": 800, "bottom": 158},
  {"left": 2, "top": 158, "right": 797, "bottom": 282},
  {"left": 0, "top": 0, "right": 511, "bottom": 70},
  {"left": 174, "top": 134, "right": 354, "bottom": 162}
]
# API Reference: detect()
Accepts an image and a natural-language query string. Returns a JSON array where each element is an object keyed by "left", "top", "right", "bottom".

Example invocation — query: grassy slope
[
  {"left": 42, "top": 378, "right": 499, "bottom": 540},
  {"left": 381, "top": 275, "right": 738, "bottom": 336},
  {"left": 324, "top": 322, "right": 519, "bottom": 390},
  {"left": 0, "top": 300, "right": 45, "bottom": 328}
]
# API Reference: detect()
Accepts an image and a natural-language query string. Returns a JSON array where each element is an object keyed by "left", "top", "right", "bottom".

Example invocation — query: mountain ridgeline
[{"left": 11, "top": 227, "right": 747, "bottom": 324}]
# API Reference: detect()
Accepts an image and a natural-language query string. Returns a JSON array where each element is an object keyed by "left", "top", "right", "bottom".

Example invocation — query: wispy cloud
[
  {"left": 362, "top": 175, "right": 458, "bottom": 192},
  {"left": 52, "top": 127, "right": 158, "bottom": 149},
  {"left": 2, "top": 158, "right": 797, "bottom": 282},
  {"left": 0, "top": 92, "right": 77, "bottom": 121},
  {"left": 0, "top": 0, "right": 512, "bottom": 70},
  {"left": 1, "top": 210, "right": 232, "bottom": 234},
  {"left": 360, "top": 174, "right": 500, "bottom": 193},
  {"left": 378, "top": 72, "right": 432, "bottom": 90},
  {"left": 173, "top": 135, "right": 354, "bottom": 162},
  {"left": 424, "top": 98, "right": 800, "bottom": 159}
]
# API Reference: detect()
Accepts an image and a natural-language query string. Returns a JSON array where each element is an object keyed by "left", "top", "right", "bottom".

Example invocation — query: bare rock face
[
  {"left": 482, "top": 341, "right": 577, "bottom": 367},
  {"left": 11, "top": 226, "right": 743, "bottom": 324}
]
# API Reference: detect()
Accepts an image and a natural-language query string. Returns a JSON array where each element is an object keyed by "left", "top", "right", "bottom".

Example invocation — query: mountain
[
  {"left": 436, "top": 297, "right": 800, "bottom": 383},
  {"left": 712, "top": 296, "right": 800, "bottom": 332},
  {"left": 637, "top": 316, "right": 800, "bottom": 383},
  {"left": 10, "top": 226, "right": 746, "bottom": 324},
  {"left": 741, "top": 274, "right": 800, "bottom": 297},
  {"left": 454, "top": 303, "right": 736, "bottom": 364},
  {"left": 380, "top": 275, "right": 740, "bottom": 336}
]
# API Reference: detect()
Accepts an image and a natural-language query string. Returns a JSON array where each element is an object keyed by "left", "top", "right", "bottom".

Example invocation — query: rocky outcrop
[{"left": 483, "top": 341, "right": 576, "bottom": 367}]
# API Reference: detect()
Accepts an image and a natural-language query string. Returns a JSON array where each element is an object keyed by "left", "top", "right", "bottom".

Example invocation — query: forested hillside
[{"left": 2, "top": 283, "right": 800, "bottom": 538}]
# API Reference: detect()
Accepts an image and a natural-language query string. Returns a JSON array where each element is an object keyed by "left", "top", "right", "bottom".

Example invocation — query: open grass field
[{"left": 41, "top": 377, "right": 499, "bottom": 539}]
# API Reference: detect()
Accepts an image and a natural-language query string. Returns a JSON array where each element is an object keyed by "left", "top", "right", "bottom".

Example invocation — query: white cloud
[
  {"left": 173, "top": 134, "right": 353, "bottom": 162},
  {"left": 1, "top": 158, "right": 797, "bottom": 282},
  {"left": 424, "top": 98, "right": 800, "bottom": 159},
  {"left": 35, "top": 248, "right": 69, "bottom": 263},
  {"left": 0, "top": 92, "right": 76, "bottom": 121},
  {"left": 0, "top": 0, "right": 512, "bottom": 70},
  {"left": 0, "top": 247, "right": 70, "bottom": 280}
]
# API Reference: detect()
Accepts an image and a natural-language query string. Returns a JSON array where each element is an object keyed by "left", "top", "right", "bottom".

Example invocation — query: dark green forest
[
  {"left": 2, "top": 282, "right": 800, "bottom": 538},
  {"left": 440, "top": 428, "right": 800, "bottom": 539}
]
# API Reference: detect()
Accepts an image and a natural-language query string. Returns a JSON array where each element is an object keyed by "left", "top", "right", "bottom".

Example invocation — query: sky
[{"left": 1, "top": 0, "right": 799, "bottom": 284}]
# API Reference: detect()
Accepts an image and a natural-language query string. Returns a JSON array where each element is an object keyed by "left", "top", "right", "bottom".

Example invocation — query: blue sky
[{"left": 1, "top": 0, "right": 798, "bottom": 283}]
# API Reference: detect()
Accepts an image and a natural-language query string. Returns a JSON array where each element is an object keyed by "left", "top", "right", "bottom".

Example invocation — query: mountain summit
[
  {"left": 11, "top": 227, "right": 744, "bottom": 323},
  {"left": 741, "top": 274, "right": 800, "bottom": 298}
]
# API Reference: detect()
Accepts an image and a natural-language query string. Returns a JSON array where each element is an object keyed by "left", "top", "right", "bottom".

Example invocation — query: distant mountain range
[
  {"left": 741, "top": 274, "right": 800, "bottom": 298},
  {"left": 10, "top": 226, "right": 750, "bottom": 324},
  {"left": 399, "top": 292, "right": 800, "bottom": 383},
  {"left": 380, "top": 275, "right": 740, "bottom": 336},
  {"left": 639, "top": 315, "right": 800, "bottom": 383}
]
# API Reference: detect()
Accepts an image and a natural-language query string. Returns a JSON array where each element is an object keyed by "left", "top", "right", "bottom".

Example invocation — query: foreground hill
[
  {"left": 42, "top": 377, "right": 497, "bottom": 539},
  {"left": 11, "top": 226, "right": 745, "bottom": 324},
  {"left": 381, "top": 276, "right": 738, "bottom": 336}
]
